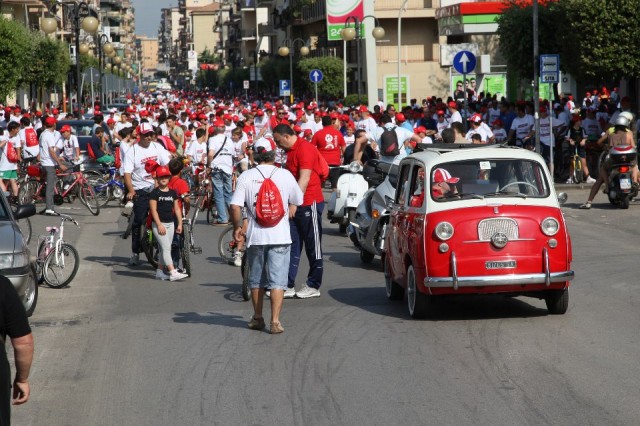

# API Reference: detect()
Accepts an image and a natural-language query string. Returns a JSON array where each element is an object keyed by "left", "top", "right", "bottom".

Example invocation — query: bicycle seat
[{"left": 46, "top": 226, "right": 58, "bottom": 233}]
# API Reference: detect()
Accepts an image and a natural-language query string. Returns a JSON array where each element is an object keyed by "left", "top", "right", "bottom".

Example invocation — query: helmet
[
  {"left": 614, "top": 115, "right": 630, "bottom": 128},
  {"left": 619, "top": 111, "right": 634, "bottom": 122}
]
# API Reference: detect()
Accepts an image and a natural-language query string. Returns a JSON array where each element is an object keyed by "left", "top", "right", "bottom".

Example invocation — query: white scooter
[{"left": 327, "top": 162, "right": 369, "bottom": 234}]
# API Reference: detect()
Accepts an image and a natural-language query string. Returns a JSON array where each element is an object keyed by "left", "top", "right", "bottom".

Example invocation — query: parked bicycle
[
  {"left": 36, "top": 212, "right": 80, "bottom": 288},
  {"left": 86, "top": 163, "right": 125, "bottom": 208}
]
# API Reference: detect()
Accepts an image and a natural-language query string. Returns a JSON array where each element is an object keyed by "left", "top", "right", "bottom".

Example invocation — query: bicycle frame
[
  {"left": 37, "top": 213, "right": 79, "bottom": 271},
  {"left": 94, "top": 165, "right": 125, "bottom": 193}
]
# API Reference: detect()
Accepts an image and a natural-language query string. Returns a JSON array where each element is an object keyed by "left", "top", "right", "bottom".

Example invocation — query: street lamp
[
  {"left": 340, "top": 15, "right": 385, "bottom": 104},
  {"left": 278, "top": 38, "right": 309, "bottom": 104},
  {"left": 41, "top": 1, "right": 99, "bottom": 116},
  {"left": 91, "top": 34, "right": 114, "bottom": 107}
]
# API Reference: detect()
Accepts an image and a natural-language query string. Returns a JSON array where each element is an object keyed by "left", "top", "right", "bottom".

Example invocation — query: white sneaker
[
  {"left": 170, "top": 270, "right": 189, "bottom": 281},
  {"left": 44, "top": 209, "right": 57, "bottom": 216},
  {"left": 284, "top": 288, "right": 296, "bottom": 299},
  {"left": 233, "top": 252, "right": 242, "bottom": 267},
  {"left": 586, "top": 176, "right": 596, "bottom": 183},
  {"left": 155, "top": 269, "right": 170, "bottom": 280},
  {"left": 565, "top": 178, "right": 573, "bottom": 184},
  {"left": 128, "top": 253, "right": 140, "bottom": 266},
  {"left": 124, "top": 201, "right": 134, "bottom": 209},
  {"left": 296, "top": 284, "right": 320, "bottom": 299},
  {"left": 265, "top": 290, "right": 271, "bottom": 298},
  {"left": 63, "top": 184, "right": 70, "bottom": 191}
]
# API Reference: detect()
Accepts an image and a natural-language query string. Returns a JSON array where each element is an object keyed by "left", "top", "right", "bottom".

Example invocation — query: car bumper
[
  {"left": 424, "top": 249, "right": 574, "bottom": 290},
  {"left": 4, "top": 264, "right": 32, "bottom": 296}
]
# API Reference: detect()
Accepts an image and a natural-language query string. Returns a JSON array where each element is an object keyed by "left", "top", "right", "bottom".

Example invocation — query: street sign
[
  {"left": 540, "top": 54, "right": 560, "bottom": 84},
  {"left": 452, "top": 50, "right": 477, "bottom": 75},
  {"left": 309, "top": 69, "right": 323, "bottom": 83},
  {"left": 279, "top": 80, "right": 290, "bottom": 97},
  {"left": 243, "top": 80, "right": 249, "bottom": 90}
]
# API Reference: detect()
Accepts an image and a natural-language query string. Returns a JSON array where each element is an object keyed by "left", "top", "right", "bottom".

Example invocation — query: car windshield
[{"left": 430, "top": 158, "right": 551, "bottom": 202}]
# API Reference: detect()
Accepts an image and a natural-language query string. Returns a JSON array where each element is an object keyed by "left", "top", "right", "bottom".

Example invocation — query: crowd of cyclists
[{"left": 0, "top": 84, "right": 636, "bottom": 278}]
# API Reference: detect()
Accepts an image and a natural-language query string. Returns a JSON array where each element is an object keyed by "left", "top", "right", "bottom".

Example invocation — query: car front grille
[{"left": 477, "top": 218, "right": 519, "bottom": 241}]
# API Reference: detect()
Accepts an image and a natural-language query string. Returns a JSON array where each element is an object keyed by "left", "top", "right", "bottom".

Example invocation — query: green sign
[
  {"left": 450, "top": 73, "right": 506, "bottom": 98},
  {"left": 384, "top": 75, "right": 409, "bottom": 110}
]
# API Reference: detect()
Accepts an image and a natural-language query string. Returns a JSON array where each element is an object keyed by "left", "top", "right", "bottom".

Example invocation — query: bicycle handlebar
[{"left": 51, "top": 212, "right": 80, "bottom": 227}]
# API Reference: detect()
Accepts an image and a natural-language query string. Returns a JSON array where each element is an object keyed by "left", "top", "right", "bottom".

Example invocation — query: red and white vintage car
[{"left": 384, "top": 145, "right": 574, "bottom": 318}]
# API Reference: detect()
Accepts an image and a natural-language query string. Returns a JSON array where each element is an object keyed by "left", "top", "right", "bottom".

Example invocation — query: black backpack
[{"left": 380, "top": 126, "right": 400, "bottom": 156}]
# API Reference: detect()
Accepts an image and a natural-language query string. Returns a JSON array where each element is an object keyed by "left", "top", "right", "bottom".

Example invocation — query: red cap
[
  {"left": 232, "top": 115, "right": 239, "bottom": 122},
  {"left": 447, "top": 101, "right": 457, "bottom": 109},
  {"left": 107, "top": 118, "right": 116, "bottom": 125},
  {"left": 437, "top": 110, "right": 445, "bottom": 116},
  {"left": 214, "top": 120, "right": 225, "bottom": 127},
  {"left": 330, "top": 112, "right": 339, "bottom": 120},
  {"left": 139, "top": 122, "right": 154, "bottom": 135},
  {"left": 256, "top": 110, "right": 264, "bottom": 116},
  {"left": 492, "top": 119, "right": 503, "bottom": 126},
  {"left": 155, "top": 165, "right": 171, "bottom": 178},
  {"left": 306, "top": 104, "right": 314, "bottom": 110},
  {"left": 44, "top": 116, "right": 56, "bottom": 127},
  {"left": 303, "top": 129, "right": 313, "bottom": 136},
  {"left": 468, "top": 113, "right": 482, "bottom": 123},
  {"left": 60, "top": 125, "right": 71, "bottom": 133},
  {"left": 395, "top": 112, "right": 405, "bottom": 122},
  {"left": 433, "top": 168, "right": 460, "bottom": 184},
  {"left": 52, "top": 108, "right": 59, "bottom": 115},
  {"left": 358, "top": 105, "right": 369, "bottom": 113},
  {"left": 414, "top": 126, "right": 427, "bottom": 134},
  {"left": 314, "top": 111, "right": 322, "bottom": 116},
  {"left": 35, "top": 111, "right": 42, "bottom": 117},
  {"left": 223, "top": 114, "right": 231, "bottom": 120},
  {"left": 293, "top": 125, "right": 302, "bottom": 133}
]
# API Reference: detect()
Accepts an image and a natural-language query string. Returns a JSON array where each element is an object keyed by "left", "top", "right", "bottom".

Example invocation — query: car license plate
[
  {"left": 620, "top": 178, "right": 631, "bottom": 190},
  {"left": 485, "top": 260, "right": 517, "bottom": 269}
]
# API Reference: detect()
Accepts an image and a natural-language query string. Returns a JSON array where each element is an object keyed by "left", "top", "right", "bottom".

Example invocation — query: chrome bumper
[{"left": 425, "top": 248, "right": 574, "bottom": 290}]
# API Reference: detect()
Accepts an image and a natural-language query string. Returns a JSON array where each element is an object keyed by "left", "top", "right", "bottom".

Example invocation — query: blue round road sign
[
  {"left": 309, "top": 69, "right": 323, "bottom": 83},
  {"left": 452, "top": 51, "right": 477, "bottom": 74}
]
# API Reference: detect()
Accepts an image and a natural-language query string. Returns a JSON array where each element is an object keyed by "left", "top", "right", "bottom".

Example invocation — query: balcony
[
  {"left": 376, "top": 44, "right": 439, "bottom": 63},
  {"left": 257, "top": 23, "right": 277, "bottom": 37}
]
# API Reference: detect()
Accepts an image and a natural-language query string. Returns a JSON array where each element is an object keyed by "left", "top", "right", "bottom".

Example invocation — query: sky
[{"left": 132, "top": 0, "right": 175, "bottom": 37}]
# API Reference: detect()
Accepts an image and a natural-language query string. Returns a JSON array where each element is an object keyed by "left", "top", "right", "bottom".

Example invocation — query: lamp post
[
  {"left": 41, "top": 1, "right": 99, "bottom": 116},
  {"left": 397, "top": 0, "right": 409, "bottom": 109},
  {"left": 93, "top": 34, "right": 114, "bottom": 108},
  {"left": 340, "top": 15, "right": 385, "bottom": 104},
  {"left": 278, "top": 38, "right": 309, "bottom": 105}
]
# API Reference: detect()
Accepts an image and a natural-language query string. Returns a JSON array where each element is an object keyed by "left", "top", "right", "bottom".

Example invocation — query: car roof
[{"left": 404, "top": 144, "right": 546, "bottom": 169}]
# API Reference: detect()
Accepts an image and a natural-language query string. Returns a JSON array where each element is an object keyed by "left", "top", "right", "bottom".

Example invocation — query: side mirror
[
  {"left": 557, "top": 192, "right": 568, "bottom": 205},
  {"left": 14, "top": 203, "right": 36, "bottom": 219}
]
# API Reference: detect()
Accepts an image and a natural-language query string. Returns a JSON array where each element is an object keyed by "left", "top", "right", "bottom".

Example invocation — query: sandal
[
  {"left": 248, "top": 316, "right": 265, "bottom": 330},
  {"left": 270, "top": 322, "right": 284, "bottom": 334},
  {"left": 579, "top": 202, "right": 592, "bottom": 209}
]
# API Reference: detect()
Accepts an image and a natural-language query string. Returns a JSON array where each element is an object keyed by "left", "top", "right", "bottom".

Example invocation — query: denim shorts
[{"left": 247, "top": 244, "right": 291, "bottom": 290}]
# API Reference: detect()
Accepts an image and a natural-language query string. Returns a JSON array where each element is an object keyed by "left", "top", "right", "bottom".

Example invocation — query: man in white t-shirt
[
  {"left": 0, "top": 121, "right": 21, "bottom": 197},
  {"left": 19, "top": 117, "right": 40, "bottom": 160},
  {"left": 507, "top": 106, "right": 535, "bottom": 146},
  {"left": 370, "top": 114, "right": 422, "bottom": 163},
  {"left": 207, "top": 120, "right": 235, "bottom": 225},
  {"left": 354, "top": 105, "right": 378, "bottom": 142},
  {"left": 465, "top": 114, "right": 493, "bottom": 143},
  {"left": 446, "top": 101, "right": 462, "bottom": 126},
  {"left": 123, "top": 122, "right": 170, "bottom": 266},
  {"left": 538, "top": 107, "right": 562, "bottom": 167},
  {"left": 230, "top": 140, "right": 303, "bottom": 334},
  {"left": 40, "top": 117, "right": 67, "bottom": 215}
]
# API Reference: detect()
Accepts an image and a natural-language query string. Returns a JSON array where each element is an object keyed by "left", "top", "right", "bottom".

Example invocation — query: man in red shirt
[
  {"left": 311, "top": 115, "right": 346, "bottom": 191},
  {"left": 273, "top": 123, "right": 324, "bottom": 299}
]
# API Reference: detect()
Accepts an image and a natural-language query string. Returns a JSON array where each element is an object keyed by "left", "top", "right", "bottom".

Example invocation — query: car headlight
[
  {"left": 435, "top": 221, "right": 454, "bottom": 241},
  {"left": 541, "top": 217, "right": 559, "bottom": 236},
  {"left": 0, "top": 252, "right": 29, "bottom": 269},
  {"left": 0, "top": 254, "right": 12, "bottom": 269}
]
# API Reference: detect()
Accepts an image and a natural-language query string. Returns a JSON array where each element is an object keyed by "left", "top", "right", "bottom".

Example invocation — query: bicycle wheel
[
  {"left": 16, "top": 217, "right": 32, "bottom": 244},
  {"left": 18, "top": 179, "right": 38, "bottom": 205},
  {"left": 217, "top": 225, "right": 236, "bottom": 264},
  {"left": 181, "top": 223, "right": 192, "bottom": 276},
  {"left": 241, "top": 254, "right": 250, "bottom": 301},
  {"left": 43, "top": 243, "right": 80, "bottom": 288},
  {"left": 572, "top": 156, "right": 583, "bottom": 183},
  {"left": 79, "top": 182, "right": 100, "bottom": 216},
  {"left": 141, "top": 225, "right": 159, "bottom": 269},
  {"left": 88, "top": 176, "right": 111, "bottom": 208}
]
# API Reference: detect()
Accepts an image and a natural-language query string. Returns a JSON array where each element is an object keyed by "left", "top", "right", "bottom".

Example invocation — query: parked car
[
  {"left": 384, "top": 144, "right": 574, "bottom": 318},
  {"left": 0, "top": 191, "right": 37, "bottom": 316}
]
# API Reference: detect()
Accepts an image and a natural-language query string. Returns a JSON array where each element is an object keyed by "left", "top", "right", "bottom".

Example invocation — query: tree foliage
[
  {"left": 297, "top": 56, "right": 344, "bottom": 99},
  {"left": 22, "top": 34, "right": 70, "bottom": 88},
  {"left": 0, "top": 17, "right": 31, "bottom": 99},
  {"left": 497, "top": 0, "right": 640, "bottom": 83},
  {"left": 259, "top": 57, "right": 290, "bottom": 94}
]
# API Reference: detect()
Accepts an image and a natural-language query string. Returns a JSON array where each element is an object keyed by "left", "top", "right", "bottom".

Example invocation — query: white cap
[
  {"left": 254, "top": 137, "right": 274, "bottom": 152},
  {"left": 139, "top": 122, "right": 154, "bottom": 134}
]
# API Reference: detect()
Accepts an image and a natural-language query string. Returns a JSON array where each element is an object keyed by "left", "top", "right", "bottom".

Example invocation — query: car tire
[
  {"left": 545, "top": 288, "right": 569, "bottom": 315},
  {"left": 360, "top": 248, "right": 375, "bottom": 264},
  {"left": 23, "top": 264, "right": 38, "bottom": 317},
  {"left": 383, "top": 254, "right": 403, "bottom": 301},
  {"left": 407, "top": 265, "right": 431, "bottom": 319}
]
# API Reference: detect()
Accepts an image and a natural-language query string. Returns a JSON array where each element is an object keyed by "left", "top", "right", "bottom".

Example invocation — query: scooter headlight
[
  {"left": 434, "top": 222, "right": 454, "bottom": 241},
  {"left": 348, "top": 162, "right": 363, "bottom": 173},
  {"left": 541, "top": 217, "right": 559, "bottom": 236}
]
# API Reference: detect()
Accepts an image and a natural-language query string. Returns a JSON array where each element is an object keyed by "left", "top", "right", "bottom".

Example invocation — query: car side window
[
  {"left": 408, "top": 166, "right": 426, "bottom": 208},
  {"left": 395, "top": 164, "right": 411, "bottom": 206}
]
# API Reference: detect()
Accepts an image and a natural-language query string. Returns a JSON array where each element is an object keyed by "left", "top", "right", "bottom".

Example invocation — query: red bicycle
[{"left": 18, "top": 164, "right": 101, "bottom": 216}]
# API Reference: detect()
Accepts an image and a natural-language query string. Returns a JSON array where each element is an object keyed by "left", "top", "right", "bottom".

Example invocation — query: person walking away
[
  {"left": 123, "top": 122, "right": 170, "bottom": 266},
  {"left": 149, "top": 165, "right": 188, "bottom": 281},
  {"left": 311, "top": 115, "right": 346, "bottom": 192},
  {"left": 230, "top": 140, "right": 303, "bottom": 333},
  {"left": 18, "top": 117, "right": 38, "bottom": 161},
  {"left": 0, "top": 122, "right": 21, "bottom": 197},
  {"left": 39, "top": 116, "right": 66, "bottom": 215},
  {"left": 207, "top": 120, "right": 235, "bottom": 226},
  {"left": 0, "top": 275, "right": 34, "bottom": 425},
  {"left": 273, "top": 124, "right": 325, "bottom": 299}
]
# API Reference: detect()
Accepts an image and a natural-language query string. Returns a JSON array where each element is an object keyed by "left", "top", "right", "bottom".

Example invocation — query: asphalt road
[{"left": 10, "top": 188, "right": 640, "bottom": 426}]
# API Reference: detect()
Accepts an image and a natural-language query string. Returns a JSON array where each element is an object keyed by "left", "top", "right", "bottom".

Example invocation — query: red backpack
[
  {"left": 24, "top": 128, "right": 38, "bottom": 147},
  {"left": 86, "top": 143, "right": 97, "bottom": 160},
  {"left": 254, "top": 168, "right": 286, "bottom": 227}
]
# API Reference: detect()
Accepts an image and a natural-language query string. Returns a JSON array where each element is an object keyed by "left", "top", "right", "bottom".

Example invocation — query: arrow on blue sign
[
  {"left": 309, "top": 69, "right": 323, "bottom": 83},
  {"left": 452, "top": 50, "right": 477, "bottom": 75}
]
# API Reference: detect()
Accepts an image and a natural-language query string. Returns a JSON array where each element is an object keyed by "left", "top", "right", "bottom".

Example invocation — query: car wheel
[
  {"left": 360, "top": 248, "right": 375, "bottom": 264},
  {"left": 545, "top": 288, "right": 568, "bottom": 315},
  {"left": 383, "top": 254, "right": 403, "bottom": 301},
  {"left": 406, "top": 265, "right": 431, "bottom": 319},
  {"left": 23, "top": 264, "right": 38, "bottom": 317}
]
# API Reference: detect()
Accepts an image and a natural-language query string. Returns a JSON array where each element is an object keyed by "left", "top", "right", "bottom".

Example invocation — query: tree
[
  {"left": 259, "top": 57, "right": 290, "bottom": 94},
  {"left": 21, "top": 33, "right": 70, "bottom": 89},
  {"left": 0, "top": 17, "right": 31, "bottom": 100},
  {"left": 296, "top": 56, "right": 344, "bottom": 99}
]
